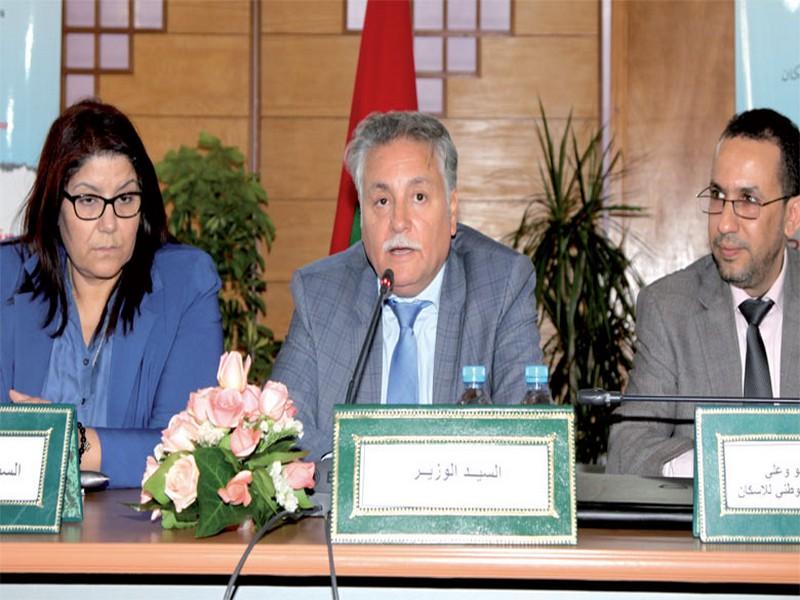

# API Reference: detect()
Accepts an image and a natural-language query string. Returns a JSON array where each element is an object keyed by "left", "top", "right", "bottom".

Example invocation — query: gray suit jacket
[
  {"left": 271, "top": 224, "right": 542, "bottom": 461},
  {"left": 607, "top": 248, "right": 800, "bottom": 475}
]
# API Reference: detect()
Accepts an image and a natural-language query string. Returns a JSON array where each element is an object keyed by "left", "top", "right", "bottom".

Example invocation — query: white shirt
[
  {"left": 380, "top": 265, "right": 445, "bottom": 405},
  {"left": 662, "top": 250, "right": 788, "bottom": 478}
]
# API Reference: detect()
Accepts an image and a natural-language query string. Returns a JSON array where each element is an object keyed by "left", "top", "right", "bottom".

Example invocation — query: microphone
[
  {"left": 577, "top": 388, "right": 800, "bottom": 407},
  {"left": 344, "top": 269, "right": 394, "bottom": 405}
]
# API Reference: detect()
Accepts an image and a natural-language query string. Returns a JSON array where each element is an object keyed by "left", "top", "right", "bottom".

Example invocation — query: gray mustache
[{"left": 383, "top": 236, "right": 422, "bottom": 252}]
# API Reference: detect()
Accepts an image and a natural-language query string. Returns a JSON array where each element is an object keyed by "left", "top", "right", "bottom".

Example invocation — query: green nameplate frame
[
  {"left": 331, "top": 405, "right": 576, "bottom": 545},
  {"left": 694, "top": 406, "right": 800, "bottom": 543},
  {"left": 0, "top": 404, "right": 83, "bottom": 533}
]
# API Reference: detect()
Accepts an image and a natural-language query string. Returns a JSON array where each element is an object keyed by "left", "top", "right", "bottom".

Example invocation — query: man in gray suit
[
  {"left": 607, "top": 108, "right": 800, "bottom": 476},
  {"left": 272, "top": 111, "right": 542, "bottom": 462}
]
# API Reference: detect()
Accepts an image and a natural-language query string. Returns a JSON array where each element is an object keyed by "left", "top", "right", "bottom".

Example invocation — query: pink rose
[
  {"left": 218, "top": 470, "right": 253, "bottom": 507},
  {"left": 259, "top": 381, "right": 290, "bottom": 421},
  {"left": 283, "top": 461, "right": 315, "bottom": 490},
  {"left": 161, "top": 411, "right": 199, "bottom": 453},
  {"left": 242, "top": 384, "right": 261, "bottom": 418},
  {"left": 140, "top": 455, "right": 160, "bottom": 503},
  {"left": 230, "top": 425, "right": 261, "bottom": 458},
  {"left": 208, "top": 388, "right": 245, "bottom": 429},
  {"left": 164, "top": 455, "right": 199, "bottom": 513},
  {"left": 187, "top": 387, "right": 216, "bottom": 422},
  {"left": 217, "top": 352, "right": 251, "bottom": 391}
]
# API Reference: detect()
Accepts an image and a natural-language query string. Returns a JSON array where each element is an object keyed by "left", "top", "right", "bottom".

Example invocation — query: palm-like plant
[{"left": 511, "top": 105, "right": 644, "bottom": 463}]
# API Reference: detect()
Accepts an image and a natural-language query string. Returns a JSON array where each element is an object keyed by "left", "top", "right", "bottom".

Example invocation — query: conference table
[{"left": 1, "top": 489, "right": 798, "bottom": 600}]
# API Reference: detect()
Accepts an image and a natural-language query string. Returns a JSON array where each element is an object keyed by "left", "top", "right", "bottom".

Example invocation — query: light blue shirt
[
  {"left": 40, "top": 275, "right": 114, "bottom": 427},
  {"left": 380, "top": 265, "right": 445, "bottom": 404}
]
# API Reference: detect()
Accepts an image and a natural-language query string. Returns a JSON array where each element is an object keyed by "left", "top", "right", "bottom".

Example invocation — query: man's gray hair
[{"left": 344, "top": 111, "right": 458, "bottom": 200}]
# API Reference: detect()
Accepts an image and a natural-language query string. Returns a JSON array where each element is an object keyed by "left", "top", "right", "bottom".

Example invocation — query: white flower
[
  {"left": 154, "top": 443, "right": 166, "bottom": 461},
  {"left": 270, "top": 460, "right": 298, "bottom": 512},
  {"left": 195, "top": 420, "right": 227, "bottom": 446},
  {"left": 273, "top": 417, "right": 302, "bottom": 436}
]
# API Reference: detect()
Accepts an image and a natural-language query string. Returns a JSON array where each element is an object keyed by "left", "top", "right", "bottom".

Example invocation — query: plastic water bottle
[
  {"left": 521, "top": 365, "right": 553, "bottom": 405},
  {"left": 458, "top": 366, "right": 492, "bottom": 405}
]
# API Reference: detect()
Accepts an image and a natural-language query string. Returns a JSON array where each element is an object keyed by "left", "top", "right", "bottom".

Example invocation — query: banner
[
  {"left": 0, "top": 0, "right": 62, "bottom": 238},
  {"left": 735, "top": 0, "right": 800, "bottom": 123}
]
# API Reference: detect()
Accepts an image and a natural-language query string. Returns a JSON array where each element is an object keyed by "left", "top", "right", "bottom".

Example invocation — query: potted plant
[
  {"left": 510, "top": 105, "right": 644, "bottom": 464},
  {"left": 157, "top": 133, "right": 277, "bottom": 382}
]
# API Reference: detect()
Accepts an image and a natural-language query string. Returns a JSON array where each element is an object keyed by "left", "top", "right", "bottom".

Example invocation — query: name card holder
[
  {"left": 0, "top": 404, "right": 83, "bottom": 533},
  {"left": 331, "top": 405, "right": 576, "bottom": 545},
  {"left": 694, "top": 405, "right": 800, "bottom": 543}
]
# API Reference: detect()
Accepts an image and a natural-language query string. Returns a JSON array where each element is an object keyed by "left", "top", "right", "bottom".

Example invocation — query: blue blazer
[
  {"left": 272, "top": 224, "right": 543, "bottom": 462},
  {"left": 1, "top": 242, "right": 224, "bottom": 488}
]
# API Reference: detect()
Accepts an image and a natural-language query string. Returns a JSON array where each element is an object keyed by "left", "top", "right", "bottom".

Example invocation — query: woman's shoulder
[
  {"left": 151, "top": 243, "right": 220, "bottom": 287},
  {"left": 0, "top": 239, "right": 27, "bottom": 264},
  {"left": 0, "top": 240, "right": 29, "bottom": 296}
]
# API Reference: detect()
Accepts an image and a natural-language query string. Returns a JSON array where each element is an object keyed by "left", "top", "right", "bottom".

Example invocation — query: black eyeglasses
[
  {"left": 697, "top": 186, "right": 790, "bottom": 220},
  {"left": 63, "top": 190, "right": 143, "bottom": 221}
]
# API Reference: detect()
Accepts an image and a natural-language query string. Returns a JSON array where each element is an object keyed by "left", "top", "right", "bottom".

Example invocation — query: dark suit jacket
[
  {"left": 1, "top": 242, "right": 224, "bottom": 488},
  {"left": 271, "top": 224, "right": 543, "bottom": 461},
  {"left": 607, "top": 248, "right": 800, "bottom": 475}
]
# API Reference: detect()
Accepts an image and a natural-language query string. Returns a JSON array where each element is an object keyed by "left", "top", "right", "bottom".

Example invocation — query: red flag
[{"left": 329, "top": 0, "right": 418, "bottom": 255}]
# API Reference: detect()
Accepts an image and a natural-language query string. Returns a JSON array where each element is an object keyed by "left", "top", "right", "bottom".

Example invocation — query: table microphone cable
[
  {"left": 222, "top": 507, "right": 317, "bottom": 600},
  {"left": 323, "top": 509, "right": 340, "bottom": 600}
]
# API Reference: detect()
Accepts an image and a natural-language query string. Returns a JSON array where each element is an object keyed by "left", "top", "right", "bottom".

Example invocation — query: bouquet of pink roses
[{"left": 133, "top": 351, "right": 315, "bottom": 538}]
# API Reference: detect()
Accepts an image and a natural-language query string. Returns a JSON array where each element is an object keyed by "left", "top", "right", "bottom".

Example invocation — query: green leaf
[
  {"left": 159, "top": 507, "right": 199, "bottom": 530},
  {"left": 193, "top": 446, "right": 246, "bottom": 538},
  {"left": 246, "top": 449, "right": 306, "bottom": 471},
  {"left": 294, "top": 489, "right": 314, "bottom": 510},
  {"left": 251, "top": 467, "right": 279, "bottom": 516}
]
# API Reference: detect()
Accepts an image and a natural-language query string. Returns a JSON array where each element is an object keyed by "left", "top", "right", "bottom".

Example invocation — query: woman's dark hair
[{"left": 20, "top": 98, "right": 170, "bottom": 338}]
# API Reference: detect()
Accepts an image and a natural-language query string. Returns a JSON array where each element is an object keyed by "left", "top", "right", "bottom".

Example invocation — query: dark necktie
[
  {"left": 386, "top": 299, "right": 430, "bottom": 404},
  {"left": 738, "top": 298, "right": 774, "bottom": 398}
]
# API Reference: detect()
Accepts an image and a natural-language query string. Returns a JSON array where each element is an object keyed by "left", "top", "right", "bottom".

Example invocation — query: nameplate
[
  {"left": 331, "top": 405, "right": 576, "bottom": 545},
  {"left": 0, "top": 404, "right": 83, "bottom": 533},
  {"left": 694, "top": 406, "right": 800, "bottom": 543}
]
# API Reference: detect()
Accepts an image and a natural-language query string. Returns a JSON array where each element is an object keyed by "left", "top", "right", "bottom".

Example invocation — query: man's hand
[{"left": 9, "top": 389, "right": 49, "bottom": 404}]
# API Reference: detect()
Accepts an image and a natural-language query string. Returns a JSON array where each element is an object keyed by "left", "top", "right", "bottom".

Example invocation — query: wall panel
[
  {"left": 261, "top": 36, "right": 359, "bottom": 117},
  {"left": 167, "top": 0, "right": 249, "bottom": 34},
  {"left": 260, "top": 117, "right": 349, "bottom": 200},
  {"left": 130, "top": 117, "right": 249, "bottom": 167},
  {"left": 613, "top": 0, "right": 735, "bottom": 287},
  {"left": 447, "top": 36, "right": 598, "bottom": 118},
  {"left": 100, "top": 34, "right": 249, "bottom": 116},
  {"left": 514, "top": 0, "right": 599, "bottom": 35},
  {"left": 264, "top": 198, "right": 336, "bottom": 283},
  {"left": 262, "top": 1, "right": 343, "bottom": 33}
]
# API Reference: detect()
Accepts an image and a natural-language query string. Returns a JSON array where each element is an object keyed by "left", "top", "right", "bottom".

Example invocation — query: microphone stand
[
  {"left": 345, "top": 269, "right": 394, "bottom": 405},
  {"left": 578, "top": 388, "right": 800, "bottom": 408}
]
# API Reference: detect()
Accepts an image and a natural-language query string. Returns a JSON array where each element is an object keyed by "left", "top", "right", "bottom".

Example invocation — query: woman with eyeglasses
[{"left": 0, "top": 99, "right": 223, "bottom": 488}]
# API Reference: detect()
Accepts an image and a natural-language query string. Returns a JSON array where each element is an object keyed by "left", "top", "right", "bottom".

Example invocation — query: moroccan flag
[{"left": 329, "top": 0, "right": 418, "bottom": 255}]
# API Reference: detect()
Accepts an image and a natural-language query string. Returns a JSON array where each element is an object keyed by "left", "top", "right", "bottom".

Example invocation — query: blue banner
[
  {"left": 735, "top": 0, "right": 800, "bottom": 123},
  {"left": 0, "top": 0, "right": 61, "bottom": 237}
]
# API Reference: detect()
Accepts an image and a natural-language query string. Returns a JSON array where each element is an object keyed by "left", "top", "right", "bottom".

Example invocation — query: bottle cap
[
  {"left": 525, "top": 365, "right": 548, "bottom": 384},
  {"left": 462, "top": 365, "right": 486, "bottom": 384}
]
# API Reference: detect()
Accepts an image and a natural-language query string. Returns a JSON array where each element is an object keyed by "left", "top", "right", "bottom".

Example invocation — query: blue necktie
[{"left": 387, "top": 299, "right": 430, "bottom": 404}]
